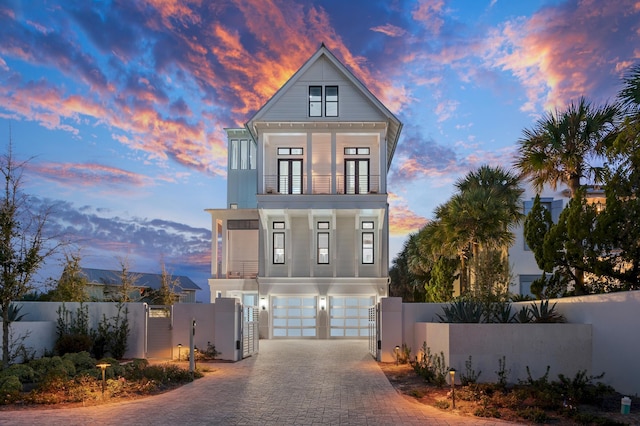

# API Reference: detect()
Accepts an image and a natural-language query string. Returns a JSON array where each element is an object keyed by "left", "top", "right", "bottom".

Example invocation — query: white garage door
[
  {"left": 330, "top": 296, "right": 374, "bottom": 338},
  {"left": 272, "top": 296, "right": 317, "bottom": 337}
]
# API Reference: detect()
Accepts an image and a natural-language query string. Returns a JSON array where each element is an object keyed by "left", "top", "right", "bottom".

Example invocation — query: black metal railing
[{"left": 262, "top": 175, "right": 381, "bottom": 195}]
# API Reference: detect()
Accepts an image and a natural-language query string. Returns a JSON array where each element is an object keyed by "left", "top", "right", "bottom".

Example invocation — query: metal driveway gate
[
  {"left": 243, "top": 305, "right": 259, "bottom": 357},
  {"left": 368, "top": 302, "right": 380, "bottom": 359}
]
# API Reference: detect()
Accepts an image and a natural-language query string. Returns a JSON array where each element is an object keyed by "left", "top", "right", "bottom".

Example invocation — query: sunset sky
[{"left": 1, "top": 0, "right": 638, "bottom": 301}]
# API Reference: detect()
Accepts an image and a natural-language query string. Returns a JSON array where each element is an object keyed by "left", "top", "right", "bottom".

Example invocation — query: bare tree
[
  {"left": 0, "top": 143, "right": 57, "bottom": 367},
  {"left": 50, "top": 250, "right": 89, "bottom": 302},
  {"left": 114, "top": 256, "right": 141, "bottom": 302},
  {"left": 152, "top": 261, "right": 181, "bottom": 305}
]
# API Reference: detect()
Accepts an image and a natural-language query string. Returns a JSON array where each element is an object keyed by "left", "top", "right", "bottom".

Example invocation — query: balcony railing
[
  {"left": 262, "top": 175, "right": 381, "bottom": 195},
  {"left": 226, "top": 260, "right": 258, "bottom": 279}
]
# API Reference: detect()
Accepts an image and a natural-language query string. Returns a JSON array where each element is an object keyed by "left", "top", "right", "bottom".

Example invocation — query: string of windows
[
  {"left": 230, "top": 139, "right": 256, "bottom": 170},
  {"left": 271, "top": 220, "right": 375, "bottom": 265}
]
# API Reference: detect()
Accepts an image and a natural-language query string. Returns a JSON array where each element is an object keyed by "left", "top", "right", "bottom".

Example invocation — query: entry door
[
  {"left": 278, "top": 159, "right": 303, "bottom": 194},
  {"left": 345, "top": 159, "right": 369, "bottom": 194},
  {"left": 272, "top": 296, "right": 317, "bottom": 337},
  {"left": 329, "top": 296, "right": 374, "bottom": 338}
]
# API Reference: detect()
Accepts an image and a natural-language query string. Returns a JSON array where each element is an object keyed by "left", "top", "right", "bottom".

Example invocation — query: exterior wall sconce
[
  {"left": 395, "top": 345, "right": 400, "bottom": 365},
  {"left": 449, "top": 368, "right": 456, "bottom": 409},
  {"left": 319, "top": 297, "right": 326, "bottom": 311},
  {"left": 260, "top": 297, "right": 268, "bottom": 310}
]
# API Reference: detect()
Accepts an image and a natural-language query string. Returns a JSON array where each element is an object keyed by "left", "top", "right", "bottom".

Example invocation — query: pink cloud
[
  {"left": 388, "top": 192, "right": 428, "bottom": 235},
  {"left": 28, "top": 162, "right": 152, "bottom": 187}
]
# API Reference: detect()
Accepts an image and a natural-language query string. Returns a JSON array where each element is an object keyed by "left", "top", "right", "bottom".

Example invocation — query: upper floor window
[
  {"left": 317, "top": 232, "right": 329, "bottom": 264},
  {"left": 362, "top": 232, "right": 374, "bottom": 264},
  {"left": 326, "top": 86, "right": 338, "bottom": 116},
  {"left": 345, "top": 147, "right": 370, "bottom": 155},
  {"left": 278, "top": 147, "right": 303, "bottom": 155},
  {"left": 230, "top": 139, "right": 255, "bottom": 170},
  {"left": 309, "top": 85, "right": 339, "bottom": 117},
  {"left": 273, "top": 232, "right": 285, "bottom": 264},
  {"left": 345, "top": 159, "right": 369, "bottom": 194}
]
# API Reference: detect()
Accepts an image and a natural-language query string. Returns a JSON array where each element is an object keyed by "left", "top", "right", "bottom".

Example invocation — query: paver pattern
[{"left": 0, "top": 340, "right": 520, "bottom": 425}]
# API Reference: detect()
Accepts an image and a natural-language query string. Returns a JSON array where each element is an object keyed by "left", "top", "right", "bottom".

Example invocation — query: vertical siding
[
  {"left": 291, "top": 217, "right": 310, "bottom": 276},
  {"left": 335, "top": 217, "right": 356, "bottom": 276},
  {"left": 311, "top": 133, "right": 332, "bottom": 193}
]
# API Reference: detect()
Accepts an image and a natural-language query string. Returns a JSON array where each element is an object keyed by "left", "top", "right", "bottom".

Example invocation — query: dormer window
[{"left": 309, "top": 85, "right": 339, "bottom": 117}]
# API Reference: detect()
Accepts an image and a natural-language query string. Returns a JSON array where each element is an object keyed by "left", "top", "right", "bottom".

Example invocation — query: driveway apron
[{"left": 0, "top": 340, "right": 518, "bottom": 425}]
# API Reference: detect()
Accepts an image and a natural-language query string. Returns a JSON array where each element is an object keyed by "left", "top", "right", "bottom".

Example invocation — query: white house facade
[{"left": 207, "top": 45, "right": 402, "bottom": 339}]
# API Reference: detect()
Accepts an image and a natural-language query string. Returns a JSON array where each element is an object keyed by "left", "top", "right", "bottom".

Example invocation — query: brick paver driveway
[{"left": 0, "top": 340, "right": 518, "bottom": 425}]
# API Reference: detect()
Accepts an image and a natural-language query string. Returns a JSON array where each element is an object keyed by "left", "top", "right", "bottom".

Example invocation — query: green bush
[
  {"left": 54, "top": 333, "right": 93, "bottom": 355},
  {"left": 1, "top": 363, "right": 35, "bottom": 383},
  {"left": 0, "top": 375, "right": 22, "bottom": 403},
  {"left": 62, "top": 351, "right": 97, "bottom": 376},
  {"left": 29, "top": 356, "right": 75, "bottom": 382},
  {"left": 124, "top": 358, "right": 149, "bottom": 381}
]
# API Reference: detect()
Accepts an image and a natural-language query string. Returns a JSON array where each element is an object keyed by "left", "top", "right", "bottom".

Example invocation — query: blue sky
[{"left": 1, "top": 0, "right": 638, "bottom": 301}]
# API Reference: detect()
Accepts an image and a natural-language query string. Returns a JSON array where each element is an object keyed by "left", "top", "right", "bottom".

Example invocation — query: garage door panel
[
  {"left": 272, "top": 296, "right": 317, "bottom": 338},
  {"left": 329, "top": 296, "right": 374, "bottom": 338}
]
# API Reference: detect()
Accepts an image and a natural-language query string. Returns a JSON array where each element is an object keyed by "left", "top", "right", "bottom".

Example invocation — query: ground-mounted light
[
  {"left": 97, "top": 363, "right": 110, "bottom": 396},
  {"left": 177, "top": 343, "right": 182, "bottom": 361},
  {"left": 449, "top": 368, "right": 456, "bottom": 409},
  {"left": 395, "top": 345, "right": 400, "bottom": 365}
]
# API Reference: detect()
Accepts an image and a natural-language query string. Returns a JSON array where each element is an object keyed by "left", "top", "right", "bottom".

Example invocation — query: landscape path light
[
  {"left": 394, "top": 345, "right": 400, "bottom": 365},
  {"left": 449, "top": 368, "right": 456, "bottom": 409},
  {"left": 96, "top": 363, "right": 110, "bottom": 396},
  {"left": 177, "top": 343, "right": 182, "bottom": 361}
]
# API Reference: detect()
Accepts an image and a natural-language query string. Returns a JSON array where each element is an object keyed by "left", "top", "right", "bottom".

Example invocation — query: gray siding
[
  {"left": 335, "top": 217, "right": 356, "bottom": 276},
  {"left": 261, "top": 57, "right": 386, "bottom": 122},
  {"left": 291, "top": 217, "right": 310, "bottom": 276}
]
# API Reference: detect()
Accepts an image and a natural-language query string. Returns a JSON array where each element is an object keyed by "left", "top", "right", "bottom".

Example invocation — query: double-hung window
[
  {"left": 273, "top": 222, "right": 285, "bottom": 264},
  {"left": 309, "top": 86, "right": 322, "bottom": 117},
  {"left": 317, "top": 221, "right": 330, "bottom": 264},
  {"left": 362, "top": 221, "right": 374, "bottom": 264},
  {"left": 309, "top": 85, "right": 338, "bottom": 117}
]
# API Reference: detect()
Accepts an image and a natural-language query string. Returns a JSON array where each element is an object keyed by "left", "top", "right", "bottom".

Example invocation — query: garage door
[
  {"left": 272, "top": 296, "right": 317, "bottom": 337},
  {"left": 330, "top": 296, "right": 374, "bottom": 337}
]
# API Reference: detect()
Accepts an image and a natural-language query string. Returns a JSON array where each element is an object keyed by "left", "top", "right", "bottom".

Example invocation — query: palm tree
[
  {"left": 433, "top": 166, "right": 524, "bottom": 294},
  {"left": 514, "top": 97, "right": 619, "bottom": 198}
]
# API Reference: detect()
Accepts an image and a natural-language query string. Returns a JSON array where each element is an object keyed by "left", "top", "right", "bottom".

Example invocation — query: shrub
[
  {"left": 1, "top": 363, "right": 35, "bottom": 383},
  {"left": 460, "top": 355, "right": 482, "bottom": 385},
  {"left": 62, "top": 351, "right": 97, "bottom": 376},
  {"left": 0, "top": 375, "right": 22, "bottom": 403},
  {"left": 124, "top": 358, "right": 149, "bottom": 381},
  {"left": 29, "top": 356, "right": 75, "bottom": 383},
  {"left": 54, "top": 333, "right": 93, "bottom": 356}
]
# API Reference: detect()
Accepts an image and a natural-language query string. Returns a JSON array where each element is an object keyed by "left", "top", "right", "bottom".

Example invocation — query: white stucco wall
[
  {"left": 172, "top": 303, "right": 216, "bottom": 359},
  {"left": 383, "top": 292, "right": 640, "bottom": 395},
  {"left": 552, "top": 291, "right": 640, "bottom": 396},
  {"left": 419, "top": 323, "right": 591, "bottom": 384},
  {"left": 15, "top": 302, "right": 147, "bottom": 358},
  {"left": 0, "top": 321, "right": 56, "bottom": 362}
]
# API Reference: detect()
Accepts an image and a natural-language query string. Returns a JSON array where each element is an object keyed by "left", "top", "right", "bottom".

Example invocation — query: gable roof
[
  {"left": 79, "top": 268, "right": 201, "bottom": 291},
  {"left": 246, "top": 43, "right": 403, "bottom": 170}
]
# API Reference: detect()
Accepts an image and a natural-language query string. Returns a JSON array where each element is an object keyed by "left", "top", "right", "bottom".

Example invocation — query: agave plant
[
  {"left": 514, "top": 306, "right": 532, "bottom": 323},
  {"left": 491, "top": 302, "right": 516, "bottom": 323},
  {"left": 529, "top": 299, "right": 566, "bottom": 323},
  {"left": 0, "top": 304, "right": 27, "bottom": 323},
  {"left": 437, "top": 299, "right": 483, "bottom": 323}
]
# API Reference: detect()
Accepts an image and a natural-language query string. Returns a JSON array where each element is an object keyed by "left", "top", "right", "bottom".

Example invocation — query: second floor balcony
[{"left": 262, "top": 174, "right": 381, "bottom": 195}]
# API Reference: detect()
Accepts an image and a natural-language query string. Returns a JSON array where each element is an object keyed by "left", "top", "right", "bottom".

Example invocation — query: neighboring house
[
  {"left": 207, "top": 44, "right": 402, "bottom": 339},
  {"left": 80, "top": 268, "right": 201, "bottom": 303},
  {"left": 509, "top": 183, "right": 605, "bottom": 297}
]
